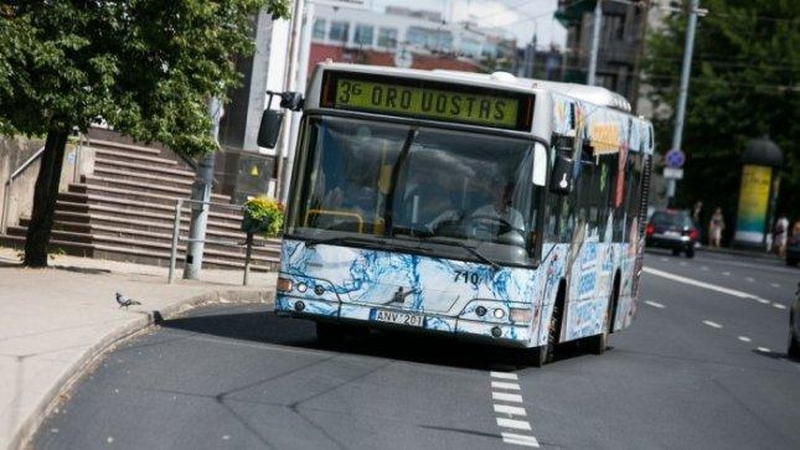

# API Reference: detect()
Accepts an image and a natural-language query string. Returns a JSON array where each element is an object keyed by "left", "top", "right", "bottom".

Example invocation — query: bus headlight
[
  {"left": 493, "top": 308, "right": 506, "bottom": 319},
  {"left": 509, "top": 308, "right": 531, "bottom": 323}
]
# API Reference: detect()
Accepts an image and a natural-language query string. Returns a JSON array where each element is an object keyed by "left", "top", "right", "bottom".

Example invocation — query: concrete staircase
[{"left": 2, "top": 130, "right": 280, "bottom": 271}]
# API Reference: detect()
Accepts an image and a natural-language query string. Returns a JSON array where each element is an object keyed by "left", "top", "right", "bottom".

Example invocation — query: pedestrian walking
[
  {"left": 773, "top": 214, "right": 790, "bottom": 257},
  {"left": 692, "top": 201, "right": 704, "bottom": 245},
  {"left": 708, "top": 207, "right": 725, "bottom": 248}
]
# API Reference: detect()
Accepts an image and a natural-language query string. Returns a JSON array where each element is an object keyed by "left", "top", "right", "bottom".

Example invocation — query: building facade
[
  {"left": 308, "top": 4, "right": 519, "bottom": 73},
  {"left": 556, "top": 0, "right": 649, "bottom": 110}
]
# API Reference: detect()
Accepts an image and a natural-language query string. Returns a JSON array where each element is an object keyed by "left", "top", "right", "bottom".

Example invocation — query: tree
[
  {"left": 643, "top": 0, "right": 800, "bottom": 221},
  {"left": 0, "top": 0, "right": 290, "bottom": 267}
]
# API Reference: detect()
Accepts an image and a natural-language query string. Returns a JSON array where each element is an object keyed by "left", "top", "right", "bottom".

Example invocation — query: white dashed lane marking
[
  {"left": 757, "top": 347, "right": 772, "bottom": 353},
  {"left": 738, "top": 336, "right": 752, "bottom": 343},
  {"left": 722, "top": 271, "right": 731, "bottom": 276},
  {"left": 493, "top": 392, "right": 524, "bottom": 403},
  {"left": 502, "top": 433, "right": 540, "bottom": 447},
  {"left": 645, "top": 300, "right": 665, "bottom": 309},
  {"left": 745, "top": 277, "right": 754, "bottom": 283},
  {"left": 771, "top": 283, "right": 781, "bottom": 288},
  {"left": 497, "top": 418, "right": 532, "bottom": 431},
  {"left": 773, "top": 303, "right": 787, "bottom": 310},
  {"left": 494, "top": 404, "right": 527, "bottom": 417},
  {"left": 491, "top": 371, "right": 519, "bottom": 380},
  {"left": 703, "top": 320, "right": 723, "bottom": 329},
  {"left": 492, "top": 381, "right": 521, "bottom": 390},
  {"left": 491, "top": 372, "right": 539, "bottom": 447}
]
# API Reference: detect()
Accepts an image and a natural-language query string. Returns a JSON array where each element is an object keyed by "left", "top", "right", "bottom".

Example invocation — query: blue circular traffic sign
[{"left": 665, "top": 149, "right": 686, "bottom": 168}]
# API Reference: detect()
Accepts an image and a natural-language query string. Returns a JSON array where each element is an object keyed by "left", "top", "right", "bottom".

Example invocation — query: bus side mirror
[
  {"left": 549, "top": 153, "right": 574, "bottom": 195},
  {"left": 257, "top": 109, "right": 284, "bottom": 148}
]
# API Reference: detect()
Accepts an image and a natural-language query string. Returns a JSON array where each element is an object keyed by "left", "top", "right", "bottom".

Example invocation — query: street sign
[
  {"left": 665, "top": 148, "right": 686, "bottom": 168},
  {"left": 663, "top": 167, "right": 684, "bottom": 179}
]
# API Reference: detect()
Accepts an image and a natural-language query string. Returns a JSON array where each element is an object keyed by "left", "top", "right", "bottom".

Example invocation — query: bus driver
[{"left": 469, "top": 180, "right": 525, "bottom": 242}]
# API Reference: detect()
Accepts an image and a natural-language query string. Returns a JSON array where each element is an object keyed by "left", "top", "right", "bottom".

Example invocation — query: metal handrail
[{"left": 1, "top": 145, "right": 46, "bottom": 234}]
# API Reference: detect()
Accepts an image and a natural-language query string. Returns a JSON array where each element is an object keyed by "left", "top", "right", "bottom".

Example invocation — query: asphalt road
[{"left": 33, "top": 249, "right": 800, "bottom": 449}]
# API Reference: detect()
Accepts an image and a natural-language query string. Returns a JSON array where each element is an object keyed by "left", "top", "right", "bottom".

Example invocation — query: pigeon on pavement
[{"left": 115, "top": 292, "right": 142, "bottom": 309}]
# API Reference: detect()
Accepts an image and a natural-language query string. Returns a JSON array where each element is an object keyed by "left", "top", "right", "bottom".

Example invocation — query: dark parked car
[
  {"left": 790, "top": 283, "right": 800, "bottom": 359},
  {"left": 645, "top": 209, "right": 698, "bottom": 258}
]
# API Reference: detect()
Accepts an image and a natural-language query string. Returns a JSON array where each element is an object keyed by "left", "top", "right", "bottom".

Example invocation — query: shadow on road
[{"left": 161, "top": 303, "right": 597, "bottom": 371}]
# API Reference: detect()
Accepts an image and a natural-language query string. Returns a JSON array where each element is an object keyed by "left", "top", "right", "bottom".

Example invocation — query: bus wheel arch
[
  {"left": 530, "top": 279, "right": 566, "bottom": 367},
  {"left": 587, "top": 271, "right": 620, "bottom": 355}
]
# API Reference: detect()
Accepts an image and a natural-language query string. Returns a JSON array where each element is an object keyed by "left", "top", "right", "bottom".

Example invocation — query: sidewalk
[{"left": 0, "top": 247, "right": 277, "bottom": 450}]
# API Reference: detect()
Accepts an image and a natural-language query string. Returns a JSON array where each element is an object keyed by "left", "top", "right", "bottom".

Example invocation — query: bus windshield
[{"left": 288, "top": 116, "right": 542, "bottom": 263}]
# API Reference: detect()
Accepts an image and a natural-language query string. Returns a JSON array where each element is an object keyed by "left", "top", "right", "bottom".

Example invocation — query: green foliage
[
  {"left": 243, "top": 195, "right": 284, "bottom": 238},
  {"left": 0, "top": 0, "right": 292, "bottom": 156},
  {"left": 643, "top": 0, "right": 800, "bottom": 217}
]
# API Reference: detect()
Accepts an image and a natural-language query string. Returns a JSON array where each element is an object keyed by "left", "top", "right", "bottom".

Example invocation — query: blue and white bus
[{"left": 267, "top": 62, "right": 653, "bottom": 366}]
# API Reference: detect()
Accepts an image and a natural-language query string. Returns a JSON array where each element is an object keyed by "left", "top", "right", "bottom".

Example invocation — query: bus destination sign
[{"left": 322, "top": 72, "right": 534, "bottom": 131}]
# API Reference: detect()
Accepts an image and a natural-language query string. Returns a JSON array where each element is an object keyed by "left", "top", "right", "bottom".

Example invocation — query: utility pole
[
  {"left": 184, "top": 97, "right": 222, "bottom": 280},
  {"left": 587, "top": 0, "right": 602, "bottom": 86},
  {"left": 275, "top": 0, "right": 305, "bottom": 203},
  {"left": 281, "top": 0, "right": 314, "bottom": 205},
  {"left": 666, "top": 0, "right": 701, "bottom": 206}
]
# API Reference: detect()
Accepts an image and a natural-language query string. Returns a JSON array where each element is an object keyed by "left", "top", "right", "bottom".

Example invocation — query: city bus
[{"left": 267, "top": 62, "right": 653, "bottom": 366}]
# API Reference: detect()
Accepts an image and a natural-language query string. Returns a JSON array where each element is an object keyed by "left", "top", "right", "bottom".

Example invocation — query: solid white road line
[
  {"left": 702, "top": 320, "right": 723, "bottom": 329},
  {"left": 645, "top": 300, "right": 665, "bottom": 309},
  {"left": 756, "top": 298, "right": 770, "bottom": 304},
  {"left": 738, "top": 336, "right": 752, "bottom": 343},
  {"left": 491, "top": 371, "right": 519, "bottom": 380},
  {"left": 501, "top": 432, "right": 540, "bottom": 447},
  {"left": 496, "top": 418, "right": 532, "bottom": 431},
  {"left": 492, "top": 392, "right": 524, "bottom": 403},
  {"left": 643, "top": 267, "right": 773, "bottom": 304},
  {"left": 492, "top": 381, "right": 521, "bottom": 390},
  {"left": 494, "top": 404, "right": 527, "bottom": 417}
]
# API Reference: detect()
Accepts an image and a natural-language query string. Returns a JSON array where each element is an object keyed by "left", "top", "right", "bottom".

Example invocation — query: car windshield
[
  {"left": 285, "top": 116, "right": 544, "bottom": 265},
  {"left": 651, "top": 211, "right": 692, "bottom": 228}
]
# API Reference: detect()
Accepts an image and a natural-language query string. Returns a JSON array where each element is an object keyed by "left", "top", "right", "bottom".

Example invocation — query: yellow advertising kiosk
[{"left": 733, "top": 137, "right": 782, "bottom": 249}]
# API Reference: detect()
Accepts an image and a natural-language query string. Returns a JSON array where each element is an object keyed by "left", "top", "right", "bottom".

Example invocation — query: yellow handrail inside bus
[{"left": 305, "top": 209, "right": 364, "bottom": 233}]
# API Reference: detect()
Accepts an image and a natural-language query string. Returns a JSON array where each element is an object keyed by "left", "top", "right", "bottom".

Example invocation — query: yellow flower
[{"left": 243, "top": 195, "right": 284, "bottom": 237}]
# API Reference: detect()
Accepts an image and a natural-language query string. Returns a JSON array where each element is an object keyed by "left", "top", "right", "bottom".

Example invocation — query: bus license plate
[{"left": 371, "top": 309, "right": 425, "bottom": 327}]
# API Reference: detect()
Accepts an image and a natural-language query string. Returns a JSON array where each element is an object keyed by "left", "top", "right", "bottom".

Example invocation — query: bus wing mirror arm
[{"left": 549, "top": 152, "right": 574, "bottom": 195}]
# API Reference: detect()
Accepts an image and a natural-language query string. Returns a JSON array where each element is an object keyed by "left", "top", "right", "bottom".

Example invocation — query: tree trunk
[{"left": 23, "top": 130, "right": 68, "bottom": 267}]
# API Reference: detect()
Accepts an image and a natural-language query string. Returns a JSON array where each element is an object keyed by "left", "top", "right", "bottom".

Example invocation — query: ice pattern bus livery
[{"left": 270, "top": 62, "right": 653, "bottom": 366}]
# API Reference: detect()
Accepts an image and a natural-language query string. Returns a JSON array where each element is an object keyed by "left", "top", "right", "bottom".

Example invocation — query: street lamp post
[{"left": 666, "top": 0, "right": 704, "bottom": 206}]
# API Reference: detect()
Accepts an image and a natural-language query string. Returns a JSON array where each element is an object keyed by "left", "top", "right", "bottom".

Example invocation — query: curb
[{"left": 11, "top": 288, "right": 275, "bottom": 450}]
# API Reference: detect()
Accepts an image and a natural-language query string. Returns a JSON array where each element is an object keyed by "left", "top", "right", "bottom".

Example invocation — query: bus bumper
[{"left": 275, "top": 294, "right": 534, "bottom": 348}]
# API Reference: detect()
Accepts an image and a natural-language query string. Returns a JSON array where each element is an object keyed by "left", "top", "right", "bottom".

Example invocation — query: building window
[
  {"left": 354, "top": 24, "right": 374, "bottom": 46},
  {"left": 329, "top": 21, "right": 349, "bottom": 43},
  {"left": 406, "top": 27, "right": 452, "bottom": 51},
  {"left": 603, "top": 14, "right": 625, "bottom": 41},
  {"left": 313, "top": 19, "right": 326, "bottom": 41},
  {"left": 377, "top": 27, "right": 398, "bottom": 49}
]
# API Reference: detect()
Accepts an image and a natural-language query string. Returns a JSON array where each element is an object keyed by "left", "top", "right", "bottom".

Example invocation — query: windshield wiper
[
  {"left": 458, "top": 244, "right": 501, "bottom": 271},
  {"left": 304, "top": 235, "right": 436, "bottom": 254},
  {"left": 416, "top": 235, "right": 501, "bottom": 271},
  {"left": 305, "top": 235, "right": 380, "bottom": 248}
]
